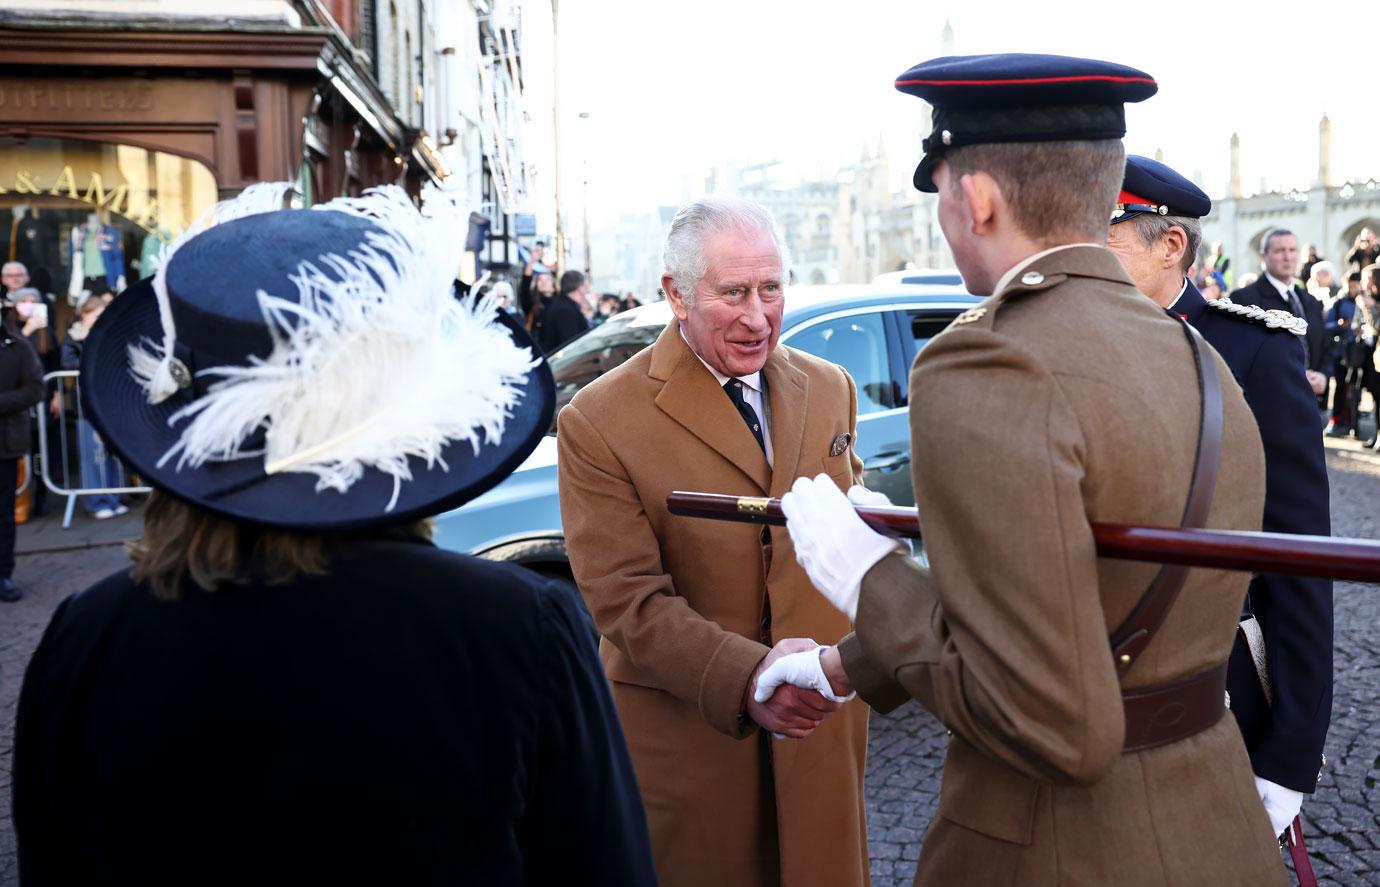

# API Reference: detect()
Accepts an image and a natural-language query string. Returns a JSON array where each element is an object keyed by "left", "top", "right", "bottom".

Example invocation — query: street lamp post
[
  {"left": 551, "top": 0, "right": 566, "bottom": 274},
  {"left": 579, "top": 110, "right": 592, "bottom": 281}
]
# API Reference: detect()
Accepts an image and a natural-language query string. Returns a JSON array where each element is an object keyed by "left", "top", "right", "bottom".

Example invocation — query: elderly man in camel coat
[{"left": 558, "top": 195, "right": 871, "bottom": 887}]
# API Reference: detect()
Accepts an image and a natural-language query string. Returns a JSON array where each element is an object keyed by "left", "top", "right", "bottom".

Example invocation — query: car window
[
  {"left": 909, "top": 312, "right": 953, "bottom": 355},
  {"left": 785, "top": 312, "right": 896, "bottom": 414},
  {"left": 547, "top": 313, "right": 665, "bottom": 427}
]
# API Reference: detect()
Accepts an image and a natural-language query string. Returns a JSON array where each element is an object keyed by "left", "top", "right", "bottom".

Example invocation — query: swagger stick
[{"left": 666, "top": 491, "right": 1380, "bottom": 584}]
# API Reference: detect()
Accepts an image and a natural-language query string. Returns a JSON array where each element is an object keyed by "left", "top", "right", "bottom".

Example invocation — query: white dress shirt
[
  {"left": 681, "top": 327, "right": 774, "bottom": 467},
  {"left": 1265, "top": 272, "right": 1301, "bottom": 312}
]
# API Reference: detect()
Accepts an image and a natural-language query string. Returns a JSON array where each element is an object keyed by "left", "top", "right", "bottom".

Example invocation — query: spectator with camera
[{"left": 1347, "top": 229, "right": 1379, "bottom": 275}]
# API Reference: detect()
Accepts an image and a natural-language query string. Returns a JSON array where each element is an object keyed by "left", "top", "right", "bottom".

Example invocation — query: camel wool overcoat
[
  {"left": 558, "top": 321, "right": 870, "bottom": 887},
  {"left": 839, "top": 245, "right": 1288, "bottom": 886}
]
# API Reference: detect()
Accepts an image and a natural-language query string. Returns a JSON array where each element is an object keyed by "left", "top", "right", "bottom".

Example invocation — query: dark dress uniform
[
  {"left": 1230, "top": 274, "right": 1327, "bottom": 377},
  {"left": 1172, "top": 280, "right": 1334, "bottom": 792}
]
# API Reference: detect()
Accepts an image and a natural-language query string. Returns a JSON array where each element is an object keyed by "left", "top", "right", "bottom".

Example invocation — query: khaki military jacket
[
  {"left": 840, "top": 245, "right": 1287, "bottom": 886},
  {"left": 558, "top": 321, "right": 870, "bottom": 887}
]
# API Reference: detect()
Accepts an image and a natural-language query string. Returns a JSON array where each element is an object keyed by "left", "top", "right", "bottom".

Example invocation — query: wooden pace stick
[{"left": 666, "top": 491, "right": 1380, "bottom": 584}]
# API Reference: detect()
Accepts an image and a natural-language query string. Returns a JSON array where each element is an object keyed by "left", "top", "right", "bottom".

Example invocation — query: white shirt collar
[
  {"left": 1167, "top": 277, "right": 1190, "bottom": 311},
  {"left": 679, "top": 326, "right": 763, "bottom": 392},
  {"left": 1265, "top": 272, "right": 1296, "bottom": 298},
  {"left": 991, "top": 243, "right": 1100, "bottom": 296}
]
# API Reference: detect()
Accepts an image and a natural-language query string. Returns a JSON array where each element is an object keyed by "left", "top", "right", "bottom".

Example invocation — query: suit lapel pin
[{"left": 830, "top": 432, "right": 852, "bottom": 456}]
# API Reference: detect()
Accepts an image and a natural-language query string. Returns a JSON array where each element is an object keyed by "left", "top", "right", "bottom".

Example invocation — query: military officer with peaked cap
[
  {"left": 1106, "top": 154, "right": 1333, "bottom": 843},
  {"left": 758, "top": 54, "right": 1286, "bottom": 884}
]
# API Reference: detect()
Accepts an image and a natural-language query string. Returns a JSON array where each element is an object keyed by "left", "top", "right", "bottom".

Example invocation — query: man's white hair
[
  {"left": 662, "top": 195, "right": 790, "bottom": 305},
  {"left": 1, "top": 261, "right": 27, "bottom": 276}
]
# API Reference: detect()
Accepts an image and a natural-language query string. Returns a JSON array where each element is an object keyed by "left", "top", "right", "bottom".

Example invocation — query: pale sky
[{"left": 522, "top": 0, "right": 1375, "bottom": 229}]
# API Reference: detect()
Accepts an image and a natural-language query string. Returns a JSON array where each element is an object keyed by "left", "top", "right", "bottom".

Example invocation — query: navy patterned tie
[{"left": 724, "top": 379, "right": 766, "bottom": 453}]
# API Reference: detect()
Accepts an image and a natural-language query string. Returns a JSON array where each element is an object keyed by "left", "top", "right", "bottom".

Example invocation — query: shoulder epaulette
[{"left": 1204, "top": 298, "right": 1307, "bottom": 336}]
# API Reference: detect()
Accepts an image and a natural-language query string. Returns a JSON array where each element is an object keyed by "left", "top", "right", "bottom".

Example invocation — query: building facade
[{"left": 0, "top": 0, "right": 537, "bottom": 308}]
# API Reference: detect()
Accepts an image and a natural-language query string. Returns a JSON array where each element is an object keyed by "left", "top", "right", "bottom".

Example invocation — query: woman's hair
[{"left": 129, "top": 490, "right": 432, "bottom": 600}]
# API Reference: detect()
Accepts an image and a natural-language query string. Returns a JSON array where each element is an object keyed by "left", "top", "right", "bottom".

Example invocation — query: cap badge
[
  {"left": 1021, "top": 271, "right": 1046, "bottom": 285},
  {"left": 953, "top": 307, "right": 987, "bottom": 325},
  {"left": 167, "top": 357, "right": 193, "bottom": 390},
  {"left": 941, "top": 130, "right": 952, "bottom": 146}
]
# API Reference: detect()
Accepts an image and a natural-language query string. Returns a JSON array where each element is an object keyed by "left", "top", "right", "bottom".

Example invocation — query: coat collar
[
  {"left": 650, "top": 321, "right": 771, "bottom": 492},
  {"left": 648, "top": 320, "right": 809, "bottom": 494},
  {"left": 991, "top": 244, "right": 1136, "bottom": 303},
  {"left": 1171, "top": 277, "right": 1207, "bottom": 326}
]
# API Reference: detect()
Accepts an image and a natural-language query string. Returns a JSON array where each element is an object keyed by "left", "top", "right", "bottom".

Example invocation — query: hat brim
[{"left": 80, "top": 277, "right": 555, "bottom": 532}]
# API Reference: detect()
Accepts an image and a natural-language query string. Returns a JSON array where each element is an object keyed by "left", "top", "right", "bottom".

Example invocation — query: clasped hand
[{"left": 745, "top": 638, "right": 843, "bottom": 739}]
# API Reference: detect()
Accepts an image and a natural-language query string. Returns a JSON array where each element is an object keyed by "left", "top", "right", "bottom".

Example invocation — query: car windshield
[{"left": 546, "top": 311, "right": 667, "bottom": 429}]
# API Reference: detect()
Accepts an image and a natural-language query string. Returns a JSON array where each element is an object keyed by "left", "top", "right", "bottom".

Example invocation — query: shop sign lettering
[
  {"left": 0, "top": 166, "right": 160, "bottom": 232},
  {"left": 0, "top": 82, "right": 154, "bottom": 113}
]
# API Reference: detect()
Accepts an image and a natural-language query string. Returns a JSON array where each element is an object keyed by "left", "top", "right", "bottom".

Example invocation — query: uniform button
[{"left": 1021, "top": 271, "right": 1045, "bottom": 285}]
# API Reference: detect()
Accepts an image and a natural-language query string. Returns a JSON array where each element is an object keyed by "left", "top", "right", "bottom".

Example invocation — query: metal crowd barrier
[{"left": 37, "top": 370, "right": 151, "bottom": 529}]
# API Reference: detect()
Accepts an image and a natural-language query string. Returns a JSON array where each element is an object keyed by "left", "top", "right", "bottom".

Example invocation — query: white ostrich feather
[
  {"left": 147, "top": 185, "right": 538, "bottom": 510},
  {"left": 129, "top": 182, "right": 299, "bottom": 403}
]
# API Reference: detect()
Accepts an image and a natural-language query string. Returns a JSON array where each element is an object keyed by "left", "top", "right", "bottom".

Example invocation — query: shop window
[{"left": 0, "top": 135, "right": 217, "bottom": 301}]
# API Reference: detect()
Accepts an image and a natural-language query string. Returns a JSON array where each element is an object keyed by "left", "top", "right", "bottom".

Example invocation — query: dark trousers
[
  {"left": 1329, "top": 362, "right": 1353, "bottom": 427},
  {"left": 0, "top": 458, "right": 16, "bottom": 579}
]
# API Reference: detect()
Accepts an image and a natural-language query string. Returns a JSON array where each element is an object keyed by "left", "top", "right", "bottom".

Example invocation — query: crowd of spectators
[
  {"left": 1193, "top": 233, "right": 1380, "bottom": 447},
  {"left": 476, "top": 240, "right": 644, "bottom": 355}
]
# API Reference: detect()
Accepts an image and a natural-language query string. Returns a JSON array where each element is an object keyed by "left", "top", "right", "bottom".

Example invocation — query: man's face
[
  {"left": 1, "top": 265, "right": 27, "bottom": 293},
  {"left": 671, "top": 226, "right": 784, "bottom": 377},
  {"left": 932, "top": 162, "right": 991, "bottom": 295},
  {"left": 1105, "top": 222, "right": 1158, "bottom": 294},
  {"left": 1262, "top": 233, "right": 1299, "bottom": 281}
]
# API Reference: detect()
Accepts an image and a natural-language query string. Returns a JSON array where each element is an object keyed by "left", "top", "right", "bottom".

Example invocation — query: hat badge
[{"left": 941, "top": 130, "right": 952, "bottom": 146}]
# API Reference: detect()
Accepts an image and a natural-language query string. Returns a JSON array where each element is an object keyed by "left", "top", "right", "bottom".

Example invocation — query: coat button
[{"left": 1020, "top": 271, "right": 1045, "bottom": 285}]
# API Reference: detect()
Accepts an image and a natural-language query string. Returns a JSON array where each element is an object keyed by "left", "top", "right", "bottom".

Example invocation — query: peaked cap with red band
[
  {"left": 1111, "top": 154, "right": 1212, "bottom": 224},
  {"left": 894, "top": 53, "right": 1158, "bottom": 192}
]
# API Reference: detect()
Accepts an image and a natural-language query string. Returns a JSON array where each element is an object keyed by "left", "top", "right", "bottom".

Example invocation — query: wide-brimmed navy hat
[
  {"left": 1111, "top": 154, "right": 1212, "bottom": 223},
  {"left": 894, "top": 53, "right": 1159, "bottom": 192},
  {"left": 81, "top": 184, "right": 553, "bottom": 531}
]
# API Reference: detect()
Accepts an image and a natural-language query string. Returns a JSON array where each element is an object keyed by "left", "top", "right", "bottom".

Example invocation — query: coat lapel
[
  {"left": 650, "top": 322, "right": 772, "bottom": 493},
  {"left": 764, "top": 347, "right": 808, "bottom": 498}
]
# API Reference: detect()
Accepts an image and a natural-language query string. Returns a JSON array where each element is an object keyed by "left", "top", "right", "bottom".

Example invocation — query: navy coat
[
  {"left": 1174, "top": 280, "right": 1333, "bottom": 792},
  {"left": 14, "top": 538, "right": 658, "bottom": 886},
  {"left": 1229, "top": 275, "right": 1327, "bottom": 374}
]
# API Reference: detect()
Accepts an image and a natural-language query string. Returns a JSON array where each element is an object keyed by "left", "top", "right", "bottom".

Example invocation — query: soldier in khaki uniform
[{"left": 761, "top": 54, "right": 1287, "bottom": 885}]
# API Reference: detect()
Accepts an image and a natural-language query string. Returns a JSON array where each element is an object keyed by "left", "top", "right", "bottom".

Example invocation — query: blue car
[{"left": 432, "top": 283, "right": 980, "bottom": 586}]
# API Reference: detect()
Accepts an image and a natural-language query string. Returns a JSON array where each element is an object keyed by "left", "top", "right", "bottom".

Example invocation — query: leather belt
[{"left": 1122, "top": 661, "right": 1227, "bottom": 753}]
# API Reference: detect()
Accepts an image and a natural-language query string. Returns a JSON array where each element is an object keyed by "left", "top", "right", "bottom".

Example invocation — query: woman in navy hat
[{"left": 12, "top": 184, "right": 656, "bottom": 886}]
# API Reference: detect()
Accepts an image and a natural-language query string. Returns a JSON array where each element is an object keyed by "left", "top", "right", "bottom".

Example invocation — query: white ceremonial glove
[
  {"left": 845, "top": 484, "right": 892, "bottom": 509},
  {"left": 1254, "top": 776, "right": 1304, "bottom": 840},
  {"left": 846, "top": 485, "right": 915, "bottom": 556},
  {"left": 781, "top": 474, "right": 905, "bottom": 620},
  {"left": 753, "top": 646, "right": 855, "bottom": 704}
]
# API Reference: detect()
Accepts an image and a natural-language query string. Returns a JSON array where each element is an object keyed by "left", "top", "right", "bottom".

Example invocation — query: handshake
[{"left": 745, "top": 638, "right": 856, "bottom": 739}]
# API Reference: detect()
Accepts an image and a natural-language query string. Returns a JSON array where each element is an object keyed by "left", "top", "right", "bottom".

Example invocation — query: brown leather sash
[
  {"left": 1111, "top": 315, "right": 1227, "bottom": 752},
  {"left": 1121, "top": 661, "right": 1228, "bottom": 752}
]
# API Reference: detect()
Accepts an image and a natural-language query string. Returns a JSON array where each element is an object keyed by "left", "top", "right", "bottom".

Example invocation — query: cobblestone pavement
[
  {"left": 0, "top": 452, "right": 1377, "bottom": 886},
  {"left": 863, "top": 448, "right": 1380, "bottom": 887}
]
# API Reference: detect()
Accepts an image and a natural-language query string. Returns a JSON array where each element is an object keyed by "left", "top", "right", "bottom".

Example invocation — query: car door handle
[{"left": 863, "top": 451, "right": 908, "bottom": 473}]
